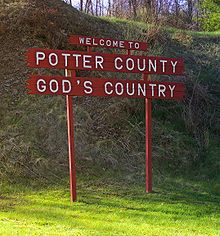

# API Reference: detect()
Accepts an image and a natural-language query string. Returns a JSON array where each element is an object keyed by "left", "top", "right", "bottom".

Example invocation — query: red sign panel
[
  {"left": 27, "top": 48, "right": 184, "bottom": 75},
  {"left": 27, "top": 75, "right": 185, "bottom": 100},
  {"left": 69, "top": 35, "right": 148, "bottom": 51}
]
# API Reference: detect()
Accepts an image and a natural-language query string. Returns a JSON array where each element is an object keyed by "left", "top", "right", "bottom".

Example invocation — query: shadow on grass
[
  {"left": 11, "top": 179, "right": 220, "bottom": 214},
  {"left": 1, "top": 177, "right": 220, "bottom": 235}
]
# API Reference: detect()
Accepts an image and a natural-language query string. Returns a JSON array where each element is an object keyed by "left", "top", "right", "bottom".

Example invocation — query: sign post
[
  {"left": 143, "top": 74, "right": 152, "bottom": 192},
  {"left": 26, "top": 35, "right": 185, "bottom": 202},
  {"left": 65, "top": 69, "right": 77, "bottom": 202}
]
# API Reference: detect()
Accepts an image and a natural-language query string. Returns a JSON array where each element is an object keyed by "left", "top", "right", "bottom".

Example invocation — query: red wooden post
[
  {"left": 87, "top": 46, "right": 92, "bottom": 52},
  {"left": 143, "top": 74, "right": 152, "bottom": 193},
  {"left": 127, "top": 49, "right": 151, "bottom": 192},
  {"left": 65, "top": 69, "right": 77, "bottom": 202}
]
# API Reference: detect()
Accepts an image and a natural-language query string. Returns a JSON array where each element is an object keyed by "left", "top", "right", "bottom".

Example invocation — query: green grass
[
  {"left": 101, "top": 16, "right": 148, "bottom": 29},
  {"left": 165, "top": 27, "right": 220, "bottom": 37},
  {"left": 1, "top": 175, "right": 220, "bottom": 236},
  {"left": 102, "top": 16, "right": 220, "bottom": 38}
]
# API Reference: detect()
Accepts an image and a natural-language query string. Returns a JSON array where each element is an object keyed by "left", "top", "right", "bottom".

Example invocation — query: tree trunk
[
  {"left": 187, "top": 0, "right": 193, "bottom": 24},
  {"left": 131, "top": 0, "right": 137, "bottom": 19},
  {"left": 80, "top": 0, "right": 83, "bottom": 11}
]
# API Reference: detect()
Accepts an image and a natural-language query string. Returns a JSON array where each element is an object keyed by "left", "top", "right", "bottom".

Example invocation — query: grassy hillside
[
  {"left": 0, "top": 0, "right": 220, "bottom": 183},
  {"left": 0, "top": 0, "right": 220, "bottom": 235},
  {"left": 1, "top": 0, "right": 219, "bottom": 182}
]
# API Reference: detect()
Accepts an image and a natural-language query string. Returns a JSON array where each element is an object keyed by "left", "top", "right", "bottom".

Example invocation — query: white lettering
[
  {"left": 62, "top": 80, "right": 71, "bottom": 93},
  {"left": 149, "top": 83, "right": 157, "bottom": 97},
  {"left": 126, "top": 83, "right": 135, "bottom": 96},
  {"left": 112, "top": 41, "right": 118, "bottom": 47},
  {"left": 99, "top": 39, "right": 104, "bottom": 46},
  {"left": 119, "top": 41, "right": 124, "bottom": 48},
  {"left": 37, "top": 79, "right": 46, "bottom": 93},
  {"left": 84, "top": 81, "right": 93, "bottom": 94},
  {"left": 128, "top": 41, "right": 133, "bottom": 49},
  {"left": 138, "top": 83, "right": 146, "bottom": 96},
  {"left": 72, "top": 54, "right": 81, "bottom": 67},
  {"left": 50, "top": 80, "right": 59, "bottom": 93},
  {"left": 62, "top": 53, "right": 70, "bottom": 67},
  {"left": 36, "top": 52, "right": 45, "bottom": 65},
  {"left": 171, "top": 61, "right": 178, "bottom": 73},
  {"left": 126, "top": 58, "right": 135, "bottom": 71},
  {"left": 168, "top": 85, "right": 176, "bottom": 97},
  {"left": 104, "top": 82, "right": 113, "bottom": 95},
  {"left": 158, "top": 84, "right": 166, "bottom": 97},
  {"left": 83, "top": 55, "right": 92, "bottom": 68},
  {"left": 106, "top": 40, "right": 111, "bottom": 47},
  {"left": 92, "top": 38, "right": 98, "bottom": 46},
  {"left": 115, "top": 83, "right": 124, "bottom": 95},
  {"left": 85, "top": 37, "right": 91, "bottom": 45},
  {"left": 134, "top": 42, "right": 140, "bottom": 49},
  {"left": 149, "top": 59, "right": 157, "bottom": 72},
  {"left": 160, "top": 60, "right": 167, "bottom": 73},
  {"left": 49, "top": 53, "right": 58, "bottom": 66},
  {"left": 79, "top": 37, "right": 85, "bottom": 44},
  {"left": 115, "top": 57, "right": 123, "bottom": 70},
  {"left": 95, "top": 56, "right": 104, "bottom": 69},
  {"left": 137, "top": 58, "right": 146, "bottom": 71}
]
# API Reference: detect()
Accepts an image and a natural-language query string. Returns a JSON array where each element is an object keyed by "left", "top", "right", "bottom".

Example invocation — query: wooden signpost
[{"left": 26, "top": 35, "right": 185, "bottom": 202}]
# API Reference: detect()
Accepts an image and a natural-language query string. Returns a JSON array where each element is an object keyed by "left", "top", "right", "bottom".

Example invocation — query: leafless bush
[{"left": 182, "top": 76, "right": 215, "bottom": 163}]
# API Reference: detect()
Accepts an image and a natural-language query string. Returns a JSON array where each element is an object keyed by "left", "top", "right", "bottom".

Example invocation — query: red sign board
[
  {"left": 27, "top": 48, "right": 184, "bottom": 75},
  {"left": 69, "top": 35, "right": 148, "bottom": 51},
  {"left": 27, "top": 75, "right": 185, "bottom": 100}
]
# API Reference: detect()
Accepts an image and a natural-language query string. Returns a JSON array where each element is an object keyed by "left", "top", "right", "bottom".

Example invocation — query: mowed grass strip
[{"left": 0, "top": 178, "right": 220, "bottom": 236}]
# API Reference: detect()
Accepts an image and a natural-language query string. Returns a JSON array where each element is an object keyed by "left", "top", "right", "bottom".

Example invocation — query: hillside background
[
  {"left": 0, "top": 0, "right": 219, "bottom": 182},
  {"left": 0, "top": 0, "right": 219, "bottom": 235}
]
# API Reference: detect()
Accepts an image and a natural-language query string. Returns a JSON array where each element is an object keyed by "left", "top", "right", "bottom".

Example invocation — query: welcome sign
[{"left": 26, "top": 35, "right": 185, "bottom": 202}]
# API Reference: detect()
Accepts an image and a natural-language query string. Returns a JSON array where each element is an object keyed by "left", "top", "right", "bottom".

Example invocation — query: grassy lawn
[{"left": 0, "top": 175, "right": 220, "bottom": 236}]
